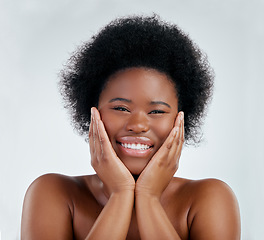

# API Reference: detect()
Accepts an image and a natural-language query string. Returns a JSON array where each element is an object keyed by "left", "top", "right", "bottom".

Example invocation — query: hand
[
  {"left": 89, "top": 107, "right": 135, "bottom": 196},
  {"left": 135, "top": 112, "right": 184, "bottom": 198}
]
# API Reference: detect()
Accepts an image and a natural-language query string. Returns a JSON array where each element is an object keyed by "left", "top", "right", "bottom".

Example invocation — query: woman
[{"left": 21, "top": 15, "right": 241, "bottom": 239}]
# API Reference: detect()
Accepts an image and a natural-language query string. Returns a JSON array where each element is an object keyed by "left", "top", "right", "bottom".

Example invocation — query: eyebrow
[
  {"left": 150, "top": 101, "right": 171, "bottom": 108},
  {"left": 109, "top": 98, "right": 171, "bottom": 108},
  {"left": 109, "top": 97, "right": 132, "bottom": 103}
]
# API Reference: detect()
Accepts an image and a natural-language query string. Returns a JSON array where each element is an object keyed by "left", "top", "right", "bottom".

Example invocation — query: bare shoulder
[
  {"left": 26, "top": 173, "right": 76, "bottom": 189},
  {"left": 21, "top": 174, "right": 93, "bottom": 240},
  {"left": 180, "top": 178, "right": 241, "bottom": 240},
  {"left": 172, "top": 177, "right": 239, "bottom": 204},
  {"left": 186, "top": 178, "right": 238, "bottom": 199},
  {"left": 25, "top": 173, "right": 95, "bottom": 196},
  {"left": 23, "top": 173, "right": 83, "bottom": 204}
]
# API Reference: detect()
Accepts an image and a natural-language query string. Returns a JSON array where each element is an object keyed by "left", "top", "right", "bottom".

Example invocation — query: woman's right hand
[{"left": 89, "top": 107, "right": 135, "bottom": 196}]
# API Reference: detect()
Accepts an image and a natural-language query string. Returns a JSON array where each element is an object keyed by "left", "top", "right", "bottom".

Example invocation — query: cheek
[
  {"left": 102, "top": 121, "right": 115, "bottom": 139},
  {"left": 152, "top": 117, "right": 176, "bottom": 143},
  {"left": 100, "top": 111, "right": 122, "bottom": 139},
  {"left": 155, "top": 125, "right": 172, "bottom": 142}
]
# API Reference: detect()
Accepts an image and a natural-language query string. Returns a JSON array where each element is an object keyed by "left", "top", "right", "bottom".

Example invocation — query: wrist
[
  {"left": 102, "top": 179, "right": 135, "bottom": 197},
  {"left": 135, "top": 188, "right": 161, "bottom": 200},
  {"left": 110, "top": 188, "right": 135, "bottom": 198},
  {"left": 135, "top": 193, "right": 161, "bottom": 212}
]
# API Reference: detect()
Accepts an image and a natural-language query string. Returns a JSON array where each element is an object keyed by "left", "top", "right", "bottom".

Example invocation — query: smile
[
  {"left": 116, "top": 141, "right": 153, "bottom": 158},
  {"left": 120, "top": 142, "right": 151, "bottom": 150},
  {"left": 116, "top": 136, "right": 154, "bottom": 157}
]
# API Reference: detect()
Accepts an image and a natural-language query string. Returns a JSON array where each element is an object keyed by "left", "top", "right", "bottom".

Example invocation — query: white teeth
[{"left": 121, "top": 143, "right": 150, "bottom": 150}]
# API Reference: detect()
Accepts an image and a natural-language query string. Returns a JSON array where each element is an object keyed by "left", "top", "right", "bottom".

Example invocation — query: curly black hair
[{"left": 59, "top": 14, "right": 214, "bottom": 145}]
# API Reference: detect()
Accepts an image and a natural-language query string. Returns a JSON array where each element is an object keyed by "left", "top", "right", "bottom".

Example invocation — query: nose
[{"left": 125, "top": 111, "right": 150, "bottom": 133}]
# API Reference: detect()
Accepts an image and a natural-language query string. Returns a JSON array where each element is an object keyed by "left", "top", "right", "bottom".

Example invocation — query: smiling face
[{"left": 98, "top": 67, "right": 179, "bottom": 175}]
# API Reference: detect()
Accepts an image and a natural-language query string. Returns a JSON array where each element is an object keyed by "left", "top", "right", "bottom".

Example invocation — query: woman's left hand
[{"left": 135, "top": 112, "right": 184, "bottom": 199}]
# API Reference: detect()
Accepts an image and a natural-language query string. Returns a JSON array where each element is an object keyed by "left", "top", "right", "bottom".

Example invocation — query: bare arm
[
  {"left": 21, "top": 174, "right": 74, "bottom": 240},
  {"left": 86, "top": 190, "right": 134, "bottom": 240},
  {"left": 21, "top": 108, "right": 135, "bottom": 240},
  {"left": 86, "top": 107, "right": 135, "bottom": 240},
  {"left": 136, "top": 194, "right": 181, "bottom": 239},
  {"left": 188, "top": 179, "right": 241, "bottom": 240},
  {"left": 135, "top": 112, "right": 184, "bottom": 239},
  {"left": 135, "top": 111, "right": 240, "bottom": 239}
]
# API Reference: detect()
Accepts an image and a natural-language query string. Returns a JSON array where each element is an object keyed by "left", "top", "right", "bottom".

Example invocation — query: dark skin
[{"left": 21, "top": 68, "right": 241, "bottom": 240}]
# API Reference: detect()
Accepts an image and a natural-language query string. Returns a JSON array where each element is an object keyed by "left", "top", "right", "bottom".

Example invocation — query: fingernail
[
  {"left": 180, "top": 112, "right": 184, "bottom": 120},
  {"left": 90, "top": 108, "right": 94, "bottom": 121}
]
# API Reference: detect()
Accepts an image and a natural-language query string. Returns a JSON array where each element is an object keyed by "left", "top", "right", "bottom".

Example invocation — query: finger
[
  {"left": 169, "top": 112, "right": 184, "bottom": 164},
  {"left": 174, "top": 111, "right": 182, "bottom": 128},
  {"left": 151, "top": 111, "right": 182, "bottom": 157},
  {"left": 176, "top": 112, "right": 184, "bottom": 146},
  {"left": 93, "top": 107, "right": 117, "bottom": 160},
  {"left": 165, "top": 112, "right": 183, "bottom": 153},
  {"left": 89, "top": 108, "right": 99, "bottom": 167},
  {"left": 165, "top": 127, "right": 177, "bottom": 149},
  {"left": 97, "top": 119, "right": 118, "bottom": 159},
  {"left": 89, "top": 108, "right": 95, "bottom": 151},
  {"left": 167, "top": 112, "right": 184, "bottom": 161},
  {"left": 149, "top": 126, "right": 177, "bottom": 167},
  {"left": 165, "top": 111, "right": 181, "bottom": 152},
  {"left": 167, "top": 127, "right": 180, "bottom": 163},
  {"left": 89, "top": 108, "right": 102, "bottom": 164},
  {"left": 93, "top": 110, "right": 104, "bottom": 160},
  {"left": 175, "top": 112, "right": 184, "bottom": 158}
]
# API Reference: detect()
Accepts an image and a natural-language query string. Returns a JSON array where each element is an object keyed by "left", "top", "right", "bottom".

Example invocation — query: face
[{"left": 98, "top": 67, "right": 179, "bottom": 175}]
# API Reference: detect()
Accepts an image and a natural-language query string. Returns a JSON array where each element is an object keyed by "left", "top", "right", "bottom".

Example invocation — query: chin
[{"left": 122, "top": 157, "right": 149, "bottom": 176}]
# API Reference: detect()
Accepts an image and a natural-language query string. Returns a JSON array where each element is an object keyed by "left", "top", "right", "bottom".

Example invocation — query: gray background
[{"left": 1, "top": 0, "right": 263, "bottom": 239}]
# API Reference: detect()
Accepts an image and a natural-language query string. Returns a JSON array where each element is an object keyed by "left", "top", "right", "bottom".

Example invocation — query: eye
[
  {"left": 149, "top": 110, "right": 166, "bottom": 114},
  {"left": 112, "top": 106, "right": 130, "bottom": 112}
]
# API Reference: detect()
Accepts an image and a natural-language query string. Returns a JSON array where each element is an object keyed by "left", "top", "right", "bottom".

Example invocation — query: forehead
[{"left": 100, "top": 67, "right": 177, "bottom": 100}]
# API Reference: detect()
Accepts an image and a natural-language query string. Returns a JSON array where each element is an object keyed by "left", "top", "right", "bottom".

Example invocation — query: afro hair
[{"left": 59, "top": 14, "right": 214, "bottom": 145}]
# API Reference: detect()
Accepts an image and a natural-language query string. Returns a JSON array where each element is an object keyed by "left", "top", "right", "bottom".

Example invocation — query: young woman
[{"left": 21, "top": 15, "right": 241, "bottom": 240}]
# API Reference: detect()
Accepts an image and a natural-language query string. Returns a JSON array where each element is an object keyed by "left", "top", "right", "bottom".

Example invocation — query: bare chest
[
  {"left": 70, "top": 176, "right": 192, "bottom": 239},
  {"left": 72, "top": 198, "right": 190, "bottom": 240}
]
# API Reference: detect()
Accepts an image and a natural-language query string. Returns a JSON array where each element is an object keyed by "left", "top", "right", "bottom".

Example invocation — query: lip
[
  {"left": 116, "top": 136, "right": 154, "bottom": 158},
  {"left": 116, "top": 136, "right": 154, "bottom": 146},
  {"left": 117, "top": 143, "right": 153, "bottom": 157}
]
